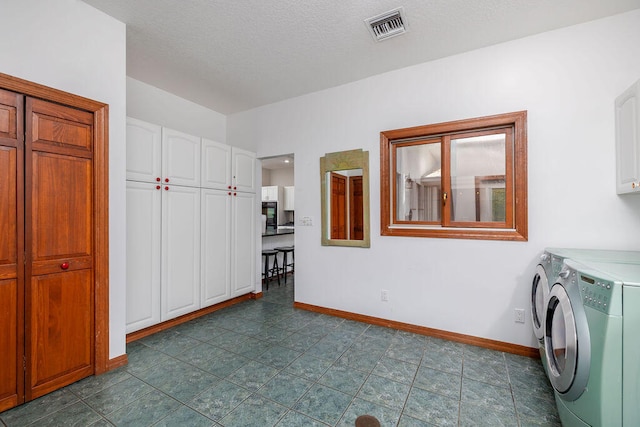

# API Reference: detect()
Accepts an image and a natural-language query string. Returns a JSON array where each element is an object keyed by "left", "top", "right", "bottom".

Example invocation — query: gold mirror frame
[{"left": 320, "top": 149, "right": 370, "bottom": 247}]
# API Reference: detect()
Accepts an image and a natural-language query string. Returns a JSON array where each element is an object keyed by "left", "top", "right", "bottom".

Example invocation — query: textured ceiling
[{"left": 82, "top": 0, "right": 640, "bottom": 114}]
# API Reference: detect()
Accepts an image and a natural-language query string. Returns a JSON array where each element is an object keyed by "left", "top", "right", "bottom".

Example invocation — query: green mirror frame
[{"left": 320, "top": 149, "right": 370, "bottom": 248}]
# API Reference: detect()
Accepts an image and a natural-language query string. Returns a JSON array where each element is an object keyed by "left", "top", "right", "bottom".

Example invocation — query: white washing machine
[
  {"left": 543, "top": 259, "right": 640, "bottom": 426},
  {"left": 530, "top": 248, "right": 640, "bottom": 374}
]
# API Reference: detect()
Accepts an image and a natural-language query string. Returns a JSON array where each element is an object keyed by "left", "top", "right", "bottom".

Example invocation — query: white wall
[
  {"left": 0, "top": 0, "right": 127, "bottom": 358},
  {"left": 229, "top": 10, "right": 640, "bottom": 348},
  {"left": 127, "top": 77, "right": 226, "bottom": 143},
  {"left": 269, "top": 168, "right": 295, "bottom": 187}
]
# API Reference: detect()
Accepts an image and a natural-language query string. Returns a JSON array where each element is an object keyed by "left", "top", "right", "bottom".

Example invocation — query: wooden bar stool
[
  {"left": 274, "top": 246, "right": 294, "bottom": 284},
  {"left": 261, "top": 249, "right": 280, "bottom": 290}
]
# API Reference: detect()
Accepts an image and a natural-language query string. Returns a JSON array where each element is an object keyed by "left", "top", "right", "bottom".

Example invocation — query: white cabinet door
[
  {"left": 126, "top": 118, "right": 162, "bottom": 183},
  {"left": 232, "top": 147, "right": 256, "bottom": 193},
  {"left": 262, "top": 186, "right": 279, "bottom": 201},
  {"left": 161, "top": 185, "right": 201, "bottom": 321},
  {"left": 201, "top": 189, "right": 231, "bottom": 307},
  {"left": 201, "top": 138, "right": 231, "bottom": 190},
  {"left": 125, "top": 181, "right": 161, "bottom": 333},
  {"left": 284, "top": 186, "right": 294, "bottom": 210},
  {"left": 616, "top": 80, "right": 640, "bottom": 194},
  {"left": 162, "top": 128, "right": 201, "bottom": 187},
  {"left": 232, "top": 191, "right": 256, "bottom": 296}
]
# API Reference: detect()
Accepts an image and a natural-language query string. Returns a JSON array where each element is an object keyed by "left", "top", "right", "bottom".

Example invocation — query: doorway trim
[{"left": 0, "top": 72, "right": 111, "bottom": 374}]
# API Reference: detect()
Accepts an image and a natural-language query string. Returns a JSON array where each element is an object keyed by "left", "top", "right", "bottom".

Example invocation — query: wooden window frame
[{"left": 380, "top": 111, "right": 527, "bottom": 241}]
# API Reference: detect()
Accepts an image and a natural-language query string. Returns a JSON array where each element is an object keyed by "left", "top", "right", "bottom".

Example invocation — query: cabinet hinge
[
  {"left": 23, "top": 355, "right": 26, "bottom": 371},
  {"left": 24, "top": 252, "right": 27, "bottom": 265}
]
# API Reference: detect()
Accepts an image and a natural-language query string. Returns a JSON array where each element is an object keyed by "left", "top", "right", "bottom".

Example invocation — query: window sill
[{"left": 382, "top": 225, "right": 527, "bottom": 241}]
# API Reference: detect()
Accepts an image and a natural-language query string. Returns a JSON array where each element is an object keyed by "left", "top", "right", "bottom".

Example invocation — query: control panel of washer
[{"left": 578, "top": 273, "right": 614, "bottom": 314}]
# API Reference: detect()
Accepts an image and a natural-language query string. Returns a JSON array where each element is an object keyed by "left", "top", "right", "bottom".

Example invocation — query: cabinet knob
[
  {"left": 165, "top": 186, "right": 169, "bottom": 191},
  {"left": 633, "top": 182, "right": 637, "bottom": 189},
  {"left": 234, "top": 186, "right": 237, "bottom": 190},
  {"left": 156, "top": 177, "right": 161, "bottom": 182},
  {"left": 228, "top": 185, "right": 232, "bottom": 189},
  {"left": 165, "top": 178, "right": 169, "bottom": 183},
  {"left": 156, "top": 185, "right": 161, "bottom": 190},
  {"left": 234, "top": 192, "right": 237, "bottom": 196},
  {"left": 60, "top": 262, "right": 70, "bottom": 270}
]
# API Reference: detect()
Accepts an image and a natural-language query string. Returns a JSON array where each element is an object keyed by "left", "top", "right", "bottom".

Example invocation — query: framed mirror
[{"left": 320, "top": 149, "right": 370, "bottom": 247}]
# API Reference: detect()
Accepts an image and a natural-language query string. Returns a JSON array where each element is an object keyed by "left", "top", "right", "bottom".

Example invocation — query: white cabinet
[
  {"left": 161, "top": 185, "right": 201, "bottom": 321},
  {"left": 201, "top": 188, "right": 231, "bottom": 306},
  {"left": 126, "top": 118, "right": 201, "bottom": 187},
  {"left": 126, "top": 117, "right": 257, "bottom": 332},
  {"left": 284, "top": 186, "right": 295, "bottom": 211},
  {"left": 201, "top": 138, "right": 231, "bottom": 190},
  {"left": 616, "top": 79, "right": 640, "bottom": 194},
  {"left": 125, "top": 181, "right": 161, "bottom": 332},
  {"left": 126, "top": 118, "right": 161, "bottom": 183},
  {"left": 201, "top": 182, "right": 256, "bottom": 306},
  {"left": 232, "top": 191, "right": 256, "bottom": 296},
  {"left": 233, "top": 147, "right": 256, "bottom": 193},
  {"left": 162, "top": 128, "right": 201, "bottom": 187},
  {"left": 125, "top": 182, "right": 201, "bottom": 332},
  {"left": 262, "top": 185, "right": 280, "bottom": 202}
]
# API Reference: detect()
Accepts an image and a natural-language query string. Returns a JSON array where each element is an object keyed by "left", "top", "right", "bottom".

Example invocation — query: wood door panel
[
  {"left": 0, "top": 146, "right": 17, "bottom": 279},
  {"left": 0, "top": 278, "right": 19, "bottom": 412},
  {"left": 0, "top": 96, "right": 17, "bottom": 141},
  {"left": 28, "top": 98, "right": 93, "bottom": 156},
  {"left": 349, "top": 176, "right": 364, "bottom": 240},
  {"left": 30, "top": 152, "right": 92, "bottom": 265},
  {"left": 27, "top": 269, "right": 93, "bottom": 399},
  {"left": 330, "top": 173, "right": 347, "bottom": 239}
]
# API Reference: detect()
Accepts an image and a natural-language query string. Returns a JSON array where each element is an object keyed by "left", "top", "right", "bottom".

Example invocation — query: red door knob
[{"left": 61, "top": 262, "right": 70, "bottom": 270}]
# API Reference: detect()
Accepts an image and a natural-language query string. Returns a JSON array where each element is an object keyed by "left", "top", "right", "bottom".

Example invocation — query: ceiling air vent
[{"left": 365, "top": 7, "right": 407, "bottom": 42}]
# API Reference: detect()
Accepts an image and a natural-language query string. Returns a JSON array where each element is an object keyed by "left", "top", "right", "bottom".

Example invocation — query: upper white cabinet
[
  {"left": 616, "top": 79, "right": 640, "bottom": 195},
  {"left": 201, "top": 141, "right": 255, "bottom": 193},
  {"left": 201, "top": 138, "right": 231, "bottom": 190},
  {"left": 126, "top": 118, "right": 161, "bottom": 183},
  {"left": 262, "top": 185, "right": 279, "bottom": 202},
  {"left": 232, "top": 147, "right": 256, "bottom": 193},
  {"left": 284, "top": 186, "right": 295, "bottom": 210},
  {"left": 126, "top": 117, "right": 201, "bottom": 187}
]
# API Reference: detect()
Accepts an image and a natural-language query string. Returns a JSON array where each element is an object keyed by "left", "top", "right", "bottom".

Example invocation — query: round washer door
[
  {"left": 531, "top": 264, "right": 549, "bottom": 340},
  {"left": 544, "top": 279, "right": 591, "bottom": 401}
]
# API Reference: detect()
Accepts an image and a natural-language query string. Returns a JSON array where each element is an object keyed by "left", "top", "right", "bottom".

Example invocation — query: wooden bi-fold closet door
[
  {"left": 0, "top": 87, "right": 24, "bottom": 412},
  {"left": 0, "top": 88, "right": 96, "bottom": 409},
  {"left": 25, "top": 97, "right": 95, "bottom": 400}
]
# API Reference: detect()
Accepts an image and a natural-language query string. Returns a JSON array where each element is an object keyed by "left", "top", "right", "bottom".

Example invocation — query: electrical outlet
[
  {"left": 514, "top": 308, "right": 525, "bottom": 323},
  {"left": 300, "top": 216, "right": 313, "bottom": 226},
  {"left": 381, "top": 290, "right": 389, "bottom": 302}
]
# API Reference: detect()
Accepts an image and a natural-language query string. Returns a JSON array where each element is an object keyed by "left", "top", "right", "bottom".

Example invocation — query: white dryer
[{"left": 544, "top": 259, "right": 640, "bottom": 426}]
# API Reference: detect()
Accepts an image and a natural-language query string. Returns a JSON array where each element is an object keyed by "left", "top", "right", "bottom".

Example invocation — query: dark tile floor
[{"left": 0, "top": 279, "right": 561, "bottom": 426}]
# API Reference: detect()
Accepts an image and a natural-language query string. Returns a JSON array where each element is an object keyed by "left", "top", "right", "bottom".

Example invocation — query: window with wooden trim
[{"left": 380, "top": 111, "right": 527, "bottom": 241}]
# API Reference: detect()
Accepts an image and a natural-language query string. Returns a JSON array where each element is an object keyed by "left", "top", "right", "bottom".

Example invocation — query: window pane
[
  {"left": 395, "top": 142, "right": 441, "bottom": 222},
  {"left": 450, "top": 133, "right": 506, "bottom": 223}
]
